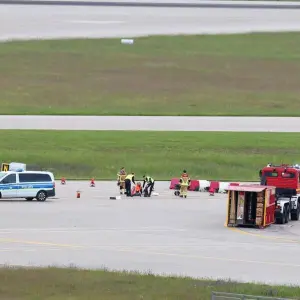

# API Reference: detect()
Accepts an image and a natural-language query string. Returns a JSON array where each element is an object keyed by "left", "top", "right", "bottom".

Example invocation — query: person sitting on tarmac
[
  {"left": 142, "top": 175, "right": 155, "bottom": 197},
  {"left": 132, "top": 182, "right": 142, "bottom": 197},
  {"left": 135, "top": 182, "right": 142, "bottom": 194}
]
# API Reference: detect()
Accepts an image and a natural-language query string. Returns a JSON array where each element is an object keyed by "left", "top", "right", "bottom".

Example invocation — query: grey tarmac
[
  {"left": 1, "top": 180, "right": 300, "bottom": 286},
  {"left": 1, "top": 1, "right": 300, "bottom": 41},
  {"left": 1, "top": 115, "right": 300, "bottom": 132}
]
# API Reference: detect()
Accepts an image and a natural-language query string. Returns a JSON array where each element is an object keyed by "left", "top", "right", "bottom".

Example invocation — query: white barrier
[
  {"left": 198, "top": 180, "right": 210, "bottom": 192},
  {"left": 169, "top": 179, "right": 258, "bottom": 193},
  {"left": 218, "top": 182, "right": 230, "bottom": 193},
  {"left": 197, "top": 180, "right": 244, "bottom": 193}
]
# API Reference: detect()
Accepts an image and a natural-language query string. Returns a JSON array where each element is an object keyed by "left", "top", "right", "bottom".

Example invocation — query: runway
[
  {"left": 1, "top": 1, "right": 300, "bottom": 41},
  {"left": 1, "top": 0, "right": 300, "bottom": 286},
  {"left": 0, "top": 115, "right": 299, "bottom": 132},
  {"left": 1, "top": 180, "right": 300, "bottom": 286}
]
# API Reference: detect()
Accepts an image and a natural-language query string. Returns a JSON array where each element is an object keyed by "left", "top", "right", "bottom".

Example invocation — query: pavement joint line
[
  {"left": 227, "top": 226, "right": 300, "bottom": 244},
  {"left": 0, "top": 227, "right": 187, "bottom": 233},
  {"left": 1, "top": 237, "right": 300, "bottom": 268},
  {"left": 2, "top": 243, "right": 298, "bottom": 249},
  {"left": 0, "top": 238, "right": 84, "bottom": 249},
  {"left": 1, "top": 237, "right": 298, "bottom": 268},
  {"left": 102, "top": 247, "right": 300, "bottom": 268}
]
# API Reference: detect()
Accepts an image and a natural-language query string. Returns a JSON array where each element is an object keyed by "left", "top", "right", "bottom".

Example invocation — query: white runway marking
[{"left": 68, "top": 20, "right": 125, "bottom": 24}]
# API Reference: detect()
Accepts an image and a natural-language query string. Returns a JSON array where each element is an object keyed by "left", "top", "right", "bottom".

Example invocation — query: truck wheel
[
  {"left": 277, "top": 216, "right": 284, "bottom": 224},
  {"left": 278, "top": 210, "right": 285, "bottom": 225},
  {"left": 284, "top": 207, "right": 290, "bottom": 224},
  {"left": 285, "top": 208, "right": 289, "bottom": 224},
  {"left": 291, "top": 206, "right": 300, "bottom": 221},
  {"left": 36, "top": 191, "right": 47, "bottom": 202}
]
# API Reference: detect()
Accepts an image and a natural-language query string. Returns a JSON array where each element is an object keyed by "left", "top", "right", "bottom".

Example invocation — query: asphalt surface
[
  {"left": 0, "top": 180, "right": 300, "bottom": 286},
  {"left": 1, "top": 1, "right": 300, "bottom": 41},
  {"left": 0, "top": 115, "right": 300, "bottom": 132}
]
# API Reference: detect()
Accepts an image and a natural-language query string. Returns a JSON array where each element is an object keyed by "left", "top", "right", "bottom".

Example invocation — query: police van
[{"left": 0, "top": 171, "right": 55, "bottom": 201}]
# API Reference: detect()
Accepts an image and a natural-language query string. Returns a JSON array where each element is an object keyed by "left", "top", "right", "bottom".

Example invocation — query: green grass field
[
  {"left": 0, "top": 267, "right": 298, "bottom": 300},
  {"left": 1, "top": 33, "right": 300, "bottom": 116},
  {"left": 1, "top": 130, "right": 300, "bottom": 180}
]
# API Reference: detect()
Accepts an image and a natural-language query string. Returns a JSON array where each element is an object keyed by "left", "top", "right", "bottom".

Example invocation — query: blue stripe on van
[{"left": 0, "top": 183, "right": 54, "bottom": 190}]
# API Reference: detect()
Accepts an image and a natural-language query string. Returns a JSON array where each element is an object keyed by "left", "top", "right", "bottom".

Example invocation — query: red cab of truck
[{"left": 260, "top": 164, "right": 300, "bottom": 196}]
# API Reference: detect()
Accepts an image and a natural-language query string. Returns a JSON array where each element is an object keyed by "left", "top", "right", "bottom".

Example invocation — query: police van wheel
[
  {"left": 36, "top": 191, "right": 47, "bottom": 202},
  {"left": 25, "top": 198, "right": 34, "bottom": 201}
]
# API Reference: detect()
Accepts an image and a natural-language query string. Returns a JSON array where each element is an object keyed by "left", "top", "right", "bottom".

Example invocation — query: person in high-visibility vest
[
  {"left": 179, "top": 170, "right": 191, "bottom": 198},
  {"left": 125, "top": 172, "right": 135, "bottom": 197},
  {"left": 142, "top": 175, "right": 155, "bottom": 197},
  {"left": 117, "top": 167, "right": 127, "bottom": 194}
]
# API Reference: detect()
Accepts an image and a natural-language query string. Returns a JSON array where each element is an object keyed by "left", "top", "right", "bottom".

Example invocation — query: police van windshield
[{"left": 0, "top": 172, "right": 7, "bottom": 180}]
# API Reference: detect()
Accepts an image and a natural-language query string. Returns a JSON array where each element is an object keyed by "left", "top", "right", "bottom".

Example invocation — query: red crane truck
[{"left": 259, "top": 164, "right": 300, "bottom": 224}]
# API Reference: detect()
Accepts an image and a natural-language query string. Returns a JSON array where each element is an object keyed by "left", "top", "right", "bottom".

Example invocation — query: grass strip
[
  {"left": 1, "top": 130, "right": 299, "bottom": 180},
  {"left": 0, "top": 266, "right": 299, "bottom": 300},
  {"left": 1, "top": 33, "right": 300, "bottom": 116}
]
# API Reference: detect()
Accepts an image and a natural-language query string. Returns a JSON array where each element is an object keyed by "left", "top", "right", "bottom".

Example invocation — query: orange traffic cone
[
  {"left": 61, "top": 177, "right": 66, "bottom": 185},
  {"left": 90, "top": 178, "right": 95, "bottom": 187},
  {"left": 76, "top": 191, "right": 81, "bottom": 198}
]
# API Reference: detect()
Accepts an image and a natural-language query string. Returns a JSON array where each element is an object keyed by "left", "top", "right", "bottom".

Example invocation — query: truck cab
[{"left": 259, "top": 164, "right": 300, "bottom": 224}]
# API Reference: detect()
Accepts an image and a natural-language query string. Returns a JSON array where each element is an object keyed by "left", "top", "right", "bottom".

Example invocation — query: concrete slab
[{"left": 0, "top": 180, "right": 300, "bottom": 285}]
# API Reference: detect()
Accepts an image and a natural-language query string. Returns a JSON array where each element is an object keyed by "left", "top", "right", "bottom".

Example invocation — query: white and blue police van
[{"left": 0, "top": 171, "right": 55, "bottom": 201}]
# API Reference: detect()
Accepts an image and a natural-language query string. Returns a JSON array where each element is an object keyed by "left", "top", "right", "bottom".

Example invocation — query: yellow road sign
[{"left": 1, "top": 163, "right": 9, "bottom": 172}]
